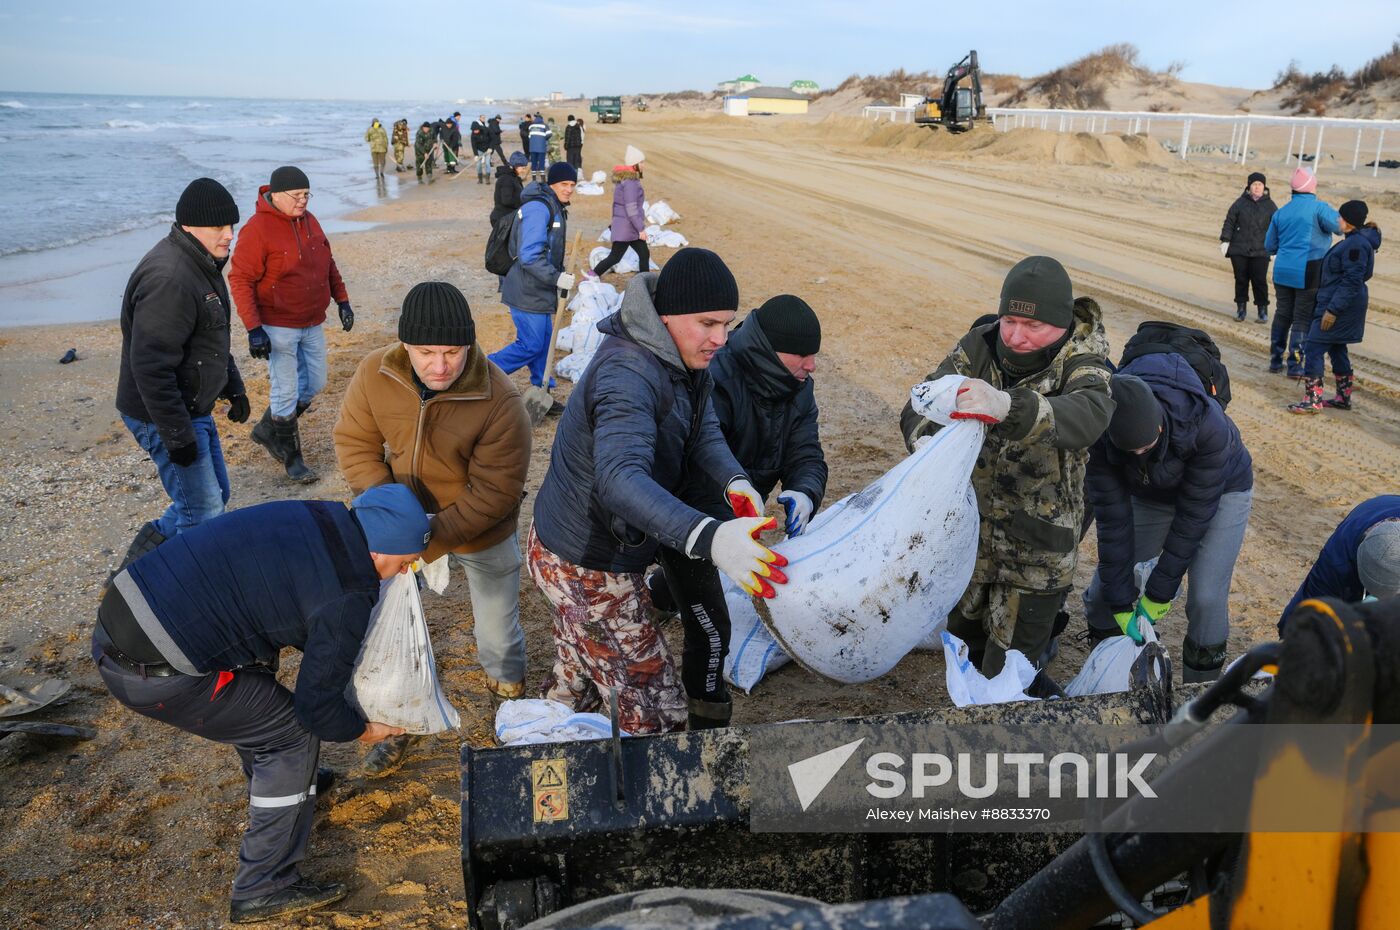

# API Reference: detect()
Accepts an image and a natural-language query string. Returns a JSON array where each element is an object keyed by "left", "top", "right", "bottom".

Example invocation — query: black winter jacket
[
  {"left": 565, "top": 122, "right": 584, "bottom": 149},
  {"left": 123, "top": 500, "right": 381, "bottom": 743},
  {"left": 685, "top": 315, "right": 827, "bottom": 519},
  {"left": 487, "top": 118, "right": 503, "bottom": 148},
  {"left": 469, "top": 120, "right": 487, "bottom": 153},
  {"left": 533, "top": 274, "right": 746, "bottom": 573},
  {"left": 518, "top": 119, "right": 531, "bottom": 150},
  {"left": 1086, "top": 352, "right": 1253, "bottom": 609},
  {"left": 439, "top": 120, "right": 462, "bottom": 150},
  {"left": 491, "top": 164, "right": 524, "bottom": 226},
  {"left": 1220, "top": 189, "right": 1278, "bottom": 258},
  {"left": 116, "top": 224, "right": 245, "bottom": 449}
]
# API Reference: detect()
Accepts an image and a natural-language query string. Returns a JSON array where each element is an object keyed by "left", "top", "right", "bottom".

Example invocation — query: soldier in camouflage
[{"left": 901, "top": 256, "right": 1114, "bottom": 676}]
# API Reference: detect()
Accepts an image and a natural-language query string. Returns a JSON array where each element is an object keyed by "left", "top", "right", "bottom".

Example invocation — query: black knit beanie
[
  {"left": 653, "top": 248, "right": 739, "bottom": 316},
  {"left": 1107, "top": 374, "right": 1163, "bottom": 451},
  {"left": 1247, "top": 172, "right": 1267, "bottom": 187},
  {"left": 269, "top": 165, "right": 310, "bottom": 193},
  {"left": 1339, "top": 200, "right": 1368, "bottom": 227},
  {"left": 175, "top": 177, "right": 239, "bottom": 227},
  {"left": 398, "top": 282, "right": 476, "bottom": 346},
  {"left": 998, "top": 256, "right": 1074, "bottom": 330},
  {"left": 546, "top": 162, "right": 578, "bottom": 185},
  {"left": 752, "top": 295, "right": 821, "bottom": 355}
]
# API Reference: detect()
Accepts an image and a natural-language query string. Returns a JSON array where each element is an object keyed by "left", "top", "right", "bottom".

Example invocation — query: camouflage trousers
[
  {"left": 526, "top": 525, "right": 687, "bottom": 734},
  {"left": 946, "top": 580, "right": 1066, "bottom": 678}
]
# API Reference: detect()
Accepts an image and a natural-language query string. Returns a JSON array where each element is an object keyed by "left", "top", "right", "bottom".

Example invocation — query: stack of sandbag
[
  {"left": 587, "top": 245, "right": 661, "bottom": 275},
  {"left": 597, "top": 224, "right": 689, "bottom": 249},
  {"left": 556, "top": 280, "right": 621, "bottom": 381},
  {"left": 576, "top": 170, "right": 608, "bottom": 196},
  {"left": 643, "top": 200, "right": 681, "bottom": 226},
  {"left": 495, "top": 698, "right": 623, "bottom": 745},
  {"left": 345, "top": 572, "right": 460, "bottom": 734},
  {"left": 753, "top": 375, "right": 983, "bottom": 684}
]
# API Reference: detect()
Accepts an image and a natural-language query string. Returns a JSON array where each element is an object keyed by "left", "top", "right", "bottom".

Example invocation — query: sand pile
[{"left": 803, "top": 116, "right": 1179, "bottom": 168}]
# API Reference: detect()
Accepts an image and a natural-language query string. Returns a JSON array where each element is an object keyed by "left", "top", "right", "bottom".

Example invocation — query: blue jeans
[
  {"left": 447, "top": 535, "right": 527, "bottom": 684},
  {"left": 529, "top": 150, "right": 546, "bottom": 171},
  {"left": 263, "top": 324, "right": 328, "bottom": 417},
  {"left": 1303, "top": 338, "right": 1351, "bottom": 379},
  {"left": 122, "top": 414, "right": 231, "bottom": 536},
  {"left": 1083, "top": 488, "right": 1253, "bottom": 657},
  {"left": 488, "top": 308, "right": 555, "bottom": 388}
]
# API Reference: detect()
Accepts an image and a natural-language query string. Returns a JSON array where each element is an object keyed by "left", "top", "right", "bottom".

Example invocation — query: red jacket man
[{"left": 228, "top": 166, "right": 354, "bottom": 484}]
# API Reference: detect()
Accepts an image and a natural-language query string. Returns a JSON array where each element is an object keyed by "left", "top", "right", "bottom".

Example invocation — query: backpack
[
  {"left": 484, "top": 194, "right": 556, "bottom": 276},
  {"left": 1119, "top": 321, "right": 1231, "bottom": 409}
]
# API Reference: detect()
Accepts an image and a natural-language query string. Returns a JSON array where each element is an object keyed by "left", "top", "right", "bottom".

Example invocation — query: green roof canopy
[
  {"left": 790, "top": 80, "right": 819, "bottom": 89},
  {"left": 733, "top": 74, "right": 760, "bottom": 83}
]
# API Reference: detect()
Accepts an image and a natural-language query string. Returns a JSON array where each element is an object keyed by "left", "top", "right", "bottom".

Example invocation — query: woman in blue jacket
[
  {"left": 1082, "top": 360, "right": 1254, "bottom": 682},
  {"left": 1289, "top": 200, "right": 1382, "bottom": 413},
  {"left": 1264, "top": 167, "right": 1341, "bottom": 377}
]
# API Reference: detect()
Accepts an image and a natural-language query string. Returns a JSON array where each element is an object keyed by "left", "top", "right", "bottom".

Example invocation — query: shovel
[{"left": 524, "top": 230, "right": 584, "bottom": 426}]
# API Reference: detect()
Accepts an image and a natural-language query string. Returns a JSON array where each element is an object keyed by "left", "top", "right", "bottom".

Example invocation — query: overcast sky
[{"left": 0, "top": 1, "right": 1394, "bottom": 100}]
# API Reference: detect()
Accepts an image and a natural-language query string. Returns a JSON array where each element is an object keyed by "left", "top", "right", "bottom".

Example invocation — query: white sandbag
[
  {"left": 759, "top": 375, "right": 982, "bottom": 683},
  {"left": 587, "top": 245, "right": 660, "bottom": 274},
  {"left": 644, "top": 224, "right": 688, "bottom": 248},
  {"left": 642, "top": 200, "right": 680, "bottom": 226},
  {"left": 941, "top": 632, "right": 1039, "bottom": 706},
  {"left": 590, "top": 170, "right": 607, "bottom": 184},
  {"left": 723, "top": 576, "right": 793, "bottom": 693},
  {"left": 1063, "top": 621, "right": 1163, "bottom": 697},
  {"left": 495, "top": 698, "right": 624, "bottom": 745},
  {"left": 575, "top": 182, "right": 605, "bottom": 196},
  {"left": 556, "top": 281, "right": 621, "bottom": 381},
  {"left": 345, "top": 572, "right": 461, "bottom": 734},
  {"left": 598, "top": 227, "right": 612, "bottom": 242}
]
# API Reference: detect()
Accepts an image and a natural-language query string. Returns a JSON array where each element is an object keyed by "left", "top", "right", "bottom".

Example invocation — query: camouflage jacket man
[{"left": 899, "top": 297, "right": 1113, "bottom": 592}]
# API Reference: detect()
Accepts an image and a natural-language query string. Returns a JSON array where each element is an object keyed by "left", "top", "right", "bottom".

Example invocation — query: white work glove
[
  {"left": 726, "top": 477, "right": 765, "bottom": 518},
  {"left": 556, "top": 272, "right": 576, "bottom": 291},
  {"left": 777, "top": 490, "right": 813, "bottom": 537},
  {"left": 710, "top": 516, "right": 788, "bottom": 599},
  {"left": 1219, "top": 241, "right": 1230, "bottom": 257},
  {"left": 951, "top": 378, "right": 1012, "bottom": 424}
]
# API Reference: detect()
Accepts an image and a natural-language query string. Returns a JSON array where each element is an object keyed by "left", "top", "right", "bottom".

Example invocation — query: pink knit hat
[{"left": 1291, "top": 166, "right": 1317, "bottom": 194}]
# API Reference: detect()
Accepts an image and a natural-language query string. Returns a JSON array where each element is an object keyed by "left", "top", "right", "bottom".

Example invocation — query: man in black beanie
[
  {"left": 112, "top": 177, "right": 250, "bottom": 576},
  {"left": 644, "top": 293, "right": 828, "bottom": 727},
  {"left": 334, "top": 282, "right": 532, "bottom": 774},
  {"left": 1083, "top": 364, "right": 1253, "bottom": 682},
  {"left": 529, "top": 248, "right": 788, "bottom": 733},
  {"left": 900, "top": 255, "right": 1114, "bottom": 676}
]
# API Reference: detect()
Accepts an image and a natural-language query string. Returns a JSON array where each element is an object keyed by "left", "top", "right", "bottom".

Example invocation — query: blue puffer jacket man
[
  {"left": 492, "top": 168, "right": 574, "bottom": 388},
  {"left": 1082, "top": 354, "right": 1254, "bottom": 681},
  {"left": 1280, "top": 495, "right": 1400, "bottom": 629}
]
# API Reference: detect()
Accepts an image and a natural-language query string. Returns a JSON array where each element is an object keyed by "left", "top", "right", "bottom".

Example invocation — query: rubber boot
[
  {"left": 250, "top": 407, "right": 278, "bottom": 463},
  {"left": 1234, "top": 302, "right": 1247, "bottom": 322},
  {"left": 1287, "top": 377, "right": 1324, "bottom": 414},
  {"left": 272, "top": 415, "right": 317, "bottom": 483},
  {"left": 687, "top": 697, "right": 732, "bottom": 731},
  {"left": 1323, "top": 373, "right": 1353, "bottom": 410},
  {"left": 361, "top": 733, "right": 421, "bottom": 777},
  {"left": 1256, "top": 303, "right": 1269, "bottom": 323},
  {"left": 1183, "top": 637, "right": 1226, "bottom": 683}
]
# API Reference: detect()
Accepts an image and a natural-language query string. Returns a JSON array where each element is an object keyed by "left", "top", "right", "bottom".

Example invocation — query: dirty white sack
[
  {"left": 555, "top": 280, "right": 621, "bottom": 381},
  {"left": 642, "top": 200, "right": 680, "bottom": 226},
  {"left": 1063, "top": 620, "right": 1163, "bottom": 697},
  {"left": 941, "top": 631, "right": 1039, "bottom": 706},
  {"left": 590, "top": 170, "right": 607, "bottom": 184},
  {"left": 587, "top": 245, "right": 660, "bottom": 274},
  {"left": 597, "top": 224, "right": 688, "bottom": 249},
  {"left": 345, "top": 572, "right": 461, "bottom": 734},
  {"left": 723, "top": 575, "right": 793, "bottom": 693},
  {"left": 575, "top": 182, "right": 606, "bottom": 196},
  {"left": 495, "top": 698, "right": 624, "bottom": 745},
  {"left": 759, "top": 375, "right": 982, "bottom": 683}
]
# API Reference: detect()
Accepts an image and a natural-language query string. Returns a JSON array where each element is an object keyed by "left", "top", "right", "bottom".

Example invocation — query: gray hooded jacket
[{"left": 532, "top": 273, "right": 746, "bottom": 573}]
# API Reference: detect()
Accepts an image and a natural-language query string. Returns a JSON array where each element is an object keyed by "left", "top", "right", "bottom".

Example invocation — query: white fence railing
[{"left": 859, "top": 104, "right": 1399, "bottom": 177}]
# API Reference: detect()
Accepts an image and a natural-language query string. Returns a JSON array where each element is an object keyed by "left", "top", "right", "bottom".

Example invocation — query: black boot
[
  {"left": 272, "top": 415, "right": 317, "bottom": 483},
  {"left": 250, "top": 407, "right": 278, "bottom": 463},
  {"left": 1183, "top": 637, "right": 1226, "bottom": 683},
  {"left": 1256, "top": 303, "right": 1269, "bottom": 323},
  {"left": 1234, "top": 302, "right": 1247, "bottom": 322},
  {"left": 230, "top": 879, "right": 348, "bottom": 924},
  {"left": 687, "top": 697, "right": 733, "bottom": 731}
]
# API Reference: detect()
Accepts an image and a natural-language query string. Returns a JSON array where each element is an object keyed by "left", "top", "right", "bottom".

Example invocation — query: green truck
[{"left": 590, "top": 96, "right": 622, "bottom": 123}]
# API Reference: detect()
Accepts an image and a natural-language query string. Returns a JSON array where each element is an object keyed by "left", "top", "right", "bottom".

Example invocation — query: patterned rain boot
[
  {"left": 1235, "top": 302, "right": 1247, "bottom": 322},
  {"left": 1287, "top": 377, "right": 1324, "bottom": 414},
  {"left": 1255, "top": 303, "right": 1269, "bottom": 323},
  {"left": 1323, "top": 373, "right": 1353, "bottom": 410}
]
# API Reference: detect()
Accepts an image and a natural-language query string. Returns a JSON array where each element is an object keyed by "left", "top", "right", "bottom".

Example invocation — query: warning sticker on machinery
[{"left": 532, "top": 759, "right": 569, "bottom": 823}]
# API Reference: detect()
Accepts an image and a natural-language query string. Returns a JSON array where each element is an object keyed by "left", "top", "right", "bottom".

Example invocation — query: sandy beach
[{"left": 2, "top": 109, "right": 1398, "bottom": 928}]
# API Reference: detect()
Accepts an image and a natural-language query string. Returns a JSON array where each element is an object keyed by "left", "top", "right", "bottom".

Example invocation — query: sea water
[{"left": 0, "top": 92, "right": 517, "bottom": 325}]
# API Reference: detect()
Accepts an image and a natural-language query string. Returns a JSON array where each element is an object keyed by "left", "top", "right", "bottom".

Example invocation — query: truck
[{"left": 590, "top": 96, "right": 622, "bottom": 123}]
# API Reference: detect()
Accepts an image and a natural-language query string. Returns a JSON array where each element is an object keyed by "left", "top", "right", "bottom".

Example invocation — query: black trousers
[
  {"left": 652, "top": 549, "right": 730, "bottom": 704},
  {"left": 593, "top": 239, "right": 650, "bottom": 276},
  {"left": 1230, "top": 255, "right": 1270, "bottom": 307},
  {"left": 566, "top": 146, "right": 583, "bottom": 169}
]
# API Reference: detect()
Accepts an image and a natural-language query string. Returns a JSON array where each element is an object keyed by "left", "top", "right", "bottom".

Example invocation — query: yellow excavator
[{"left": 915, "top": 50, "right": 989, "bottom": 132}]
